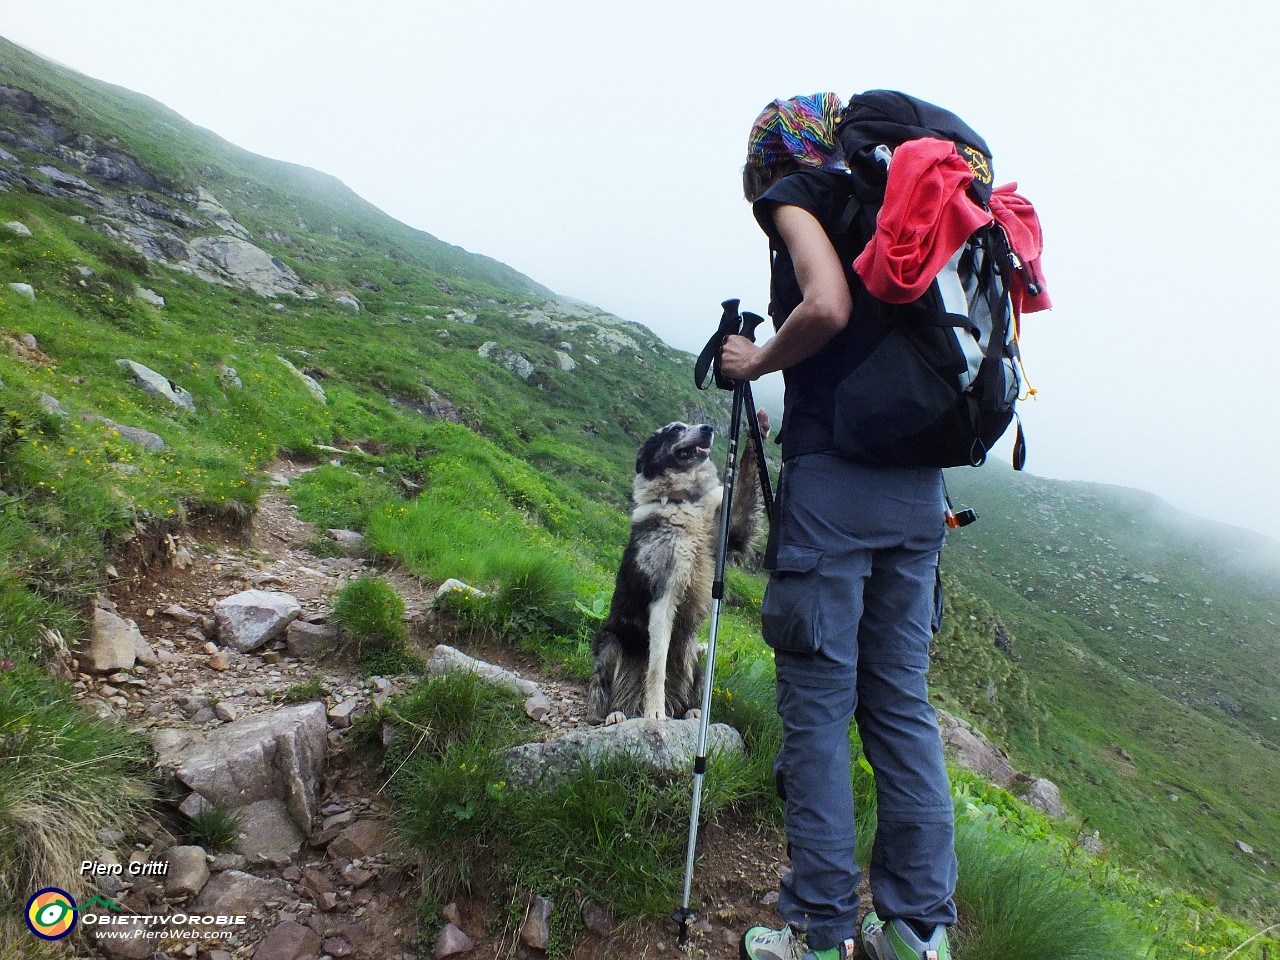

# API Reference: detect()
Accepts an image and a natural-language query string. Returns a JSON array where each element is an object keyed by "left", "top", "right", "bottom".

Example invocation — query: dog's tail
[{"left": 727, "top": 414, "right": 770, "bottom": 556}]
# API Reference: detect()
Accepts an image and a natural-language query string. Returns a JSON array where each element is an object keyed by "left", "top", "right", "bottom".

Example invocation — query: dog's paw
[
  {"left": 603, "top": 711, "right": 627, "bottom": 726},
  {"left": 682, "top": 708, "right": 701, "bottom": 721}
]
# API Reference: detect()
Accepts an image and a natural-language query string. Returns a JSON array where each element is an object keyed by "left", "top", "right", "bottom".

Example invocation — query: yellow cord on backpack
[{"left": 1016, "top": 356, "right": 1037, "bottom": 402}]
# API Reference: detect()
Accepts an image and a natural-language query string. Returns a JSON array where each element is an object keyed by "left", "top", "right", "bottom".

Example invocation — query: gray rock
[
  {"left": 163, "top": 845, "right": 210, "bottom": 898},
  {"left": 217, "top": 364, "right": 243, "bottom": 389},
  {"left": 525, "top": 694, "right": 552, "bottom": 722},
  {"left": 231, "top": 798, "right": 305, "bottom": 862},
  {"left": 1022, "top": 777, "right": 1066, "bottom": 818},
  {"left": 1077, "top": 831, "right": 1105, "bottom": 856},
  {"left": 1236, "top": 839, "right": 1255, "bottom": 855},
  {"left": 477, "top": 341, "right": 535, "bottom": 379},
  {"left": 164, "top": 604, "right": 201, "bottom": 623},
  {"left": 152, "top": 702, "right": 327, "bottom": 831},
  {"left": 116, "top": 359, "right": 196, "bottom": 411},
  {"left": 325, "top": 529, "right": 366, "bottom": 556},
  {"left": 209, "top": 852, "right": 246, "bottom": 873},
  {"left": 188, "top": 235, "right": 312, "bottom": 298},
  {"left": 285, "top": 620, "right": 339, "bottom": 659},
  {"left": 278, "top": 356, "right": 327, "bottom": 404},
  {"left": 4, "top": 221, "right": 31, "bottom": 237},
  {"left": 92, "top": 416, "right": 166, "bottom": 451},
  {"left": 8, "top": 282, "right": 35, "bottom": 301},
  {"left": 434, "top": 923, "right": 475, "bottom": 958},
  {"left": 327, "top": 819, "right": 390, "bottom": 861},
  {"left": 327, "top": 698, "right": 360, "bottom": 729},
  {"left": 134, "top": 286, "right": 165, "bottom": 307},
  {"left": 215, "top": 590, "right": 302, "bottom": 652},
  {"left": 251, "top": 919, "right": 321, "bottom": 960},
  {"left": 132, "top": 630, "right": 158, "bottom": 667},
  {"left": 179, "top": 792, "right": 212, "bottom": 819},
  {"left": 426, "top": 644, "right": 539, "bottom": 698},
  {"left": 37, "top": 165, "right": 94, "bottom": 192},
  {"left": 519, "top": 895, "right": 553, "bottom": 950},
  {"left": 192, "top": 869, "right": 291, "bottom": 916},
  {"left": 82, "top": 605, "right": 141, "bottom": 672},
  {"left": 93, "top": 925, "right": 151, "bottom": 959},
  {"left": 215, "top": 701, "right": 240, "bottom": 723},
  {"left": 554, "top": 349, "right": 576, "bottom": 372},
  {"left": 935, "top": 709, "right": 1016, "bottom": 789},
  {"left": 503, "top": 717, "right": 745, "bottom": 790},
  {"left": 582, "top": 900, "right": 614, "bottom": 937},
  {"left": 37, "top": 393, "right": 68, "bottom": 418},
  {"left": 195, "top": 188, "right": 252, "bottom": 240}
]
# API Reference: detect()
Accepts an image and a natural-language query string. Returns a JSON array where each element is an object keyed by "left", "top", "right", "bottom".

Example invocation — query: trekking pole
[
  {"left": 676, "top": 299, "right": 759, "bottom": 946},
  {"left": 737, "top": 310, "right": 775, "bottom": 524}
]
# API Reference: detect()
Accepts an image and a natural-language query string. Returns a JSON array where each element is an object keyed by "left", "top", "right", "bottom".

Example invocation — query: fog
[{"left": 4, "top": 0, "right": 1278, "bottom": 539}]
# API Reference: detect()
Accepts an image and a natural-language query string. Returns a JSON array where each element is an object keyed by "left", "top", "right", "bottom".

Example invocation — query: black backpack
[{"left": 829, "top": 90, "right": 1029, "bottom": 470}]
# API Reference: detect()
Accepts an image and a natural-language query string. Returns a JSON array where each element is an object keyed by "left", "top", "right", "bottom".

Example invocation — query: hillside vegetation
[{"left": 1, "top": 34, "right": 1276, "bottom": 957}]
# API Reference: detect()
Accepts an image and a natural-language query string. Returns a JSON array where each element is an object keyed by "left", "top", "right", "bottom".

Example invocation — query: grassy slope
[{"left": 942, "top": 464, "right": 1280, "bottom": 917}]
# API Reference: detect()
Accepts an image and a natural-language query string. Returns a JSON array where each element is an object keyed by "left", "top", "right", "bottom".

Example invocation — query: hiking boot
[
  {"left": 860, "top": 912, "right": 950, "bottom": 960},
  {"left": 740, "top": 923, "right": 856, "bottom": 960}
]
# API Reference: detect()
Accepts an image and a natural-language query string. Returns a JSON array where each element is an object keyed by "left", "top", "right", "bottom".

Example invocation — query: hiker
[{"left": 721, "top": 92, "right": 957, "bottom": 960}]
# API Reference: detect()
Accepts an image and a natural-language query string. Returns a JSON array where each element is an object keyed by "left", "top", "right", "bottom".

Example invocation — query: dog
[{"left": 587, "top": 412, "right": 768, "bottom": 724}]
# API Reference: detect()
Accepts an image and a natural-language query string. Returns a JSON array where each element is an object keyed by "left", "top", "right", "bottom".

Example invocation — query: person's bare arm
[{"left": 720, "top": 204, "right": 852, "bottom": 381}]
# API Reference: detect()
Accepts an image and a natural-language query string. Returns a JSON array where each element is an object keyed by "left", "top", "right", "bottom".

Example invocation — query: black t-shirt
[{"left": 753, "top": 170, "right": 889, "bottom": 460}]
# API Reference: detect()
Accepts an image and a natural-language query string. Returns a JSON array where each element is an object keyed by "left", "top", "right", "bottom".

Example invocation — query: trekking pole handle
[{"left": 740, "top": 311, "right": 766, "bottom": 343}]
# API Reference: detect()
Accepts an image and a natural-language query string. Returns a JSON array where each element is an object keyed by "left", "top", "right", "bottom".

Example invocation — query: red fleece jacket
[{"left": 852, "top": 138, "right": 1051, "bottom": 328}]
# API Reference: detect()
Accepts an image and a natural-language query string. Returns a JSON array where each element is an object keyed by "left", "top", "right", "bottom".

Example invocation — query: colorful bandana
[{"left": 746, "top": 93, "right": 846, "bottom": 171}]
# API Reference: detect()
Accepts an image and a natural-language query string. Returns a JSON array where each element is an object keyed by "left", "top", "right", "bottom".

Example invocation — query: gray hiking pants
[{"left": 761, "top": 453, "right": 957, "bottom": 950}]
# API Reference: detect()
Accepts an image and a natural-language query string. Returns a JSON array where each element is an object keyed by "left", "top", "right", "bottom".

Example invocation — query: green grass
[
  {"left": 0, "top": 671, "right": 150, "bottom": 939},
  {"left": 186, "top": 804, "right": 245, "bottom": 852}
]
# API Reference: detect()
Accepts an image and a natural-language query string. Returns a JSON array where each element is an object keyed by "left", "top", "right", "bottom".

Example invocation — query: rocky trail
[{"left": 66, "top": 461, "right": 792, "bottom": 960}]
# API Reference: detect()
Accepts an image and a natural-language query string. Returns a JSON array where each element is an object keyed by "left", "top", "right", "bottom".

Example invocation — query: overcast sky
[{"left": 4, "top": 1, "right": 1279, "bottom": 539}]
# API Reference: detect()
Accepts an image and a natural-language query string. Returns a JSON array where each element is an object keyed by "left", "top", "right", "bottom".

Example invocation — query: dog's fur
[{"left": 587, "top": 419, "right": 766, "bottom": 724}]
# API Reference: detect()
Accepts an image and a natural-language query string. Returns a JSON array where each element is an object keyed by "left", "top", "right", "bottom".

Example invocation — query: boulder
[
  {"left": 503, "top": 717, "right": 745, "bottom": 790},
  {"left": 519, "top": 895, "right": 553, "bottom": 950},
  {"left": 163, "top": 845, "right": 210, "bottom": 899},
  {"left": 8, "top": 282, "right": 35, "bottom": 301},
  {"left": 116, "top": 359, "right": 195, "bottom": 411},
  {"left": 215, "top": 590, "right": 302, "bottom": 652},
  {"left": 278, "top": 356, "right": 327, "bottom": 404},
  {"left": 152, "top": 702, "right": 326, "bottom": 831},
  {"left": 425, "top": 644, "right": 538, "bottom": 698},
  {"left": 4, "top": 221, "right": 31, "bottom": 237},
  {"left": 935, "top": 709, "right": 1016, "bottom": 789},
  {"left": 1021, "top": 777, "right": 1066, "bottom": 818},
  {"left": 188, "top": 235, "right": 311, "bottom": 298},
  {"left": 251, "top": 919, "right": 321, "bottom": 960},
  {"left": 285, "top": 620, "right": 339, "bottom": 659},
  {"left": 134, "top": 286, "right": 165, "bottom": 308},
  {"left": 327, "top": 819, "right": 391, "bottom": 861},
  {"left": 231, "top": 799, "right": 305, "bottom": 863},
  {"left": 477, "top": 341, "right": 534, "bottom": 380},
  {"left": 38, "top": 393, "right": 69, "bottom": 418},
  {"left": 83, "top": 605, "right": 142, "bottom": 672},
  {"left": 325, "top": 529, "right": 366, "bottom": 556},
  {"left": 434, "top": 923, "right": 475, "bottom": 958},
  {"left": 92, "top": 416, "right": 166, "bottom": 451},
  {"left": 192, "top": 869, "right": 291, "bottom": 916}
]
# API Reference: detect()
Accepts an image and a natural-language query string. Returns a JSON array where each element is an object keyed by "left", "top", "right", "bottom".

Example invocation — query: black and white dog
[{"left": 587, "top": 414, "right": 767, "bottom": 724}]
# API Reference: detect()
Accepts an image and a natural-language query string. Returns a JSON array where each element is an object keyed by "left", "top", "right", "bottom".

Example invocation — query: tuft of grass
[
  {"left": 275, "top": 678, "right": 326, "bottom": 704},
  {"left": 332, "top": 575, "right": 410, "bottom": 672},
  {"left": 951, "top": 817, "right": 1143, "bottom": 960},
  {"left": 186, "top": 804, "right": 245, "bottom": 852},
  {"left": 0, "top": 673, "right": 150, "bottom": 937}
]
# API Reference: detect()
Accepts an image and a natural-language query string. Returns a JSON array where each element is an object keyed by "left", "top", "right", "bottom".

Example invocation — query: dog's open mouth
[{"left": 675, "top": 441, "right": 712, "bottom": 463}]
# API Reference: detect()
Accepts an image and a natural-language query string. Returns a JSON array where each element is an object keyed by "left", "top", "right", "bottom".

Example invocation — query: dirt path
[{"left": 71, "top": 461, "right": 791, "bottom": 959}]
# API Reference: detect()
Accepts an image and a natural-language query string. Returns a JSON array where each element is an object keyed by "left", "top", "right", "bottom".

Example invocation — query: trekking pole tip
[{"left": 673, "top": 907, "right": 695, "bottom": 946}]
